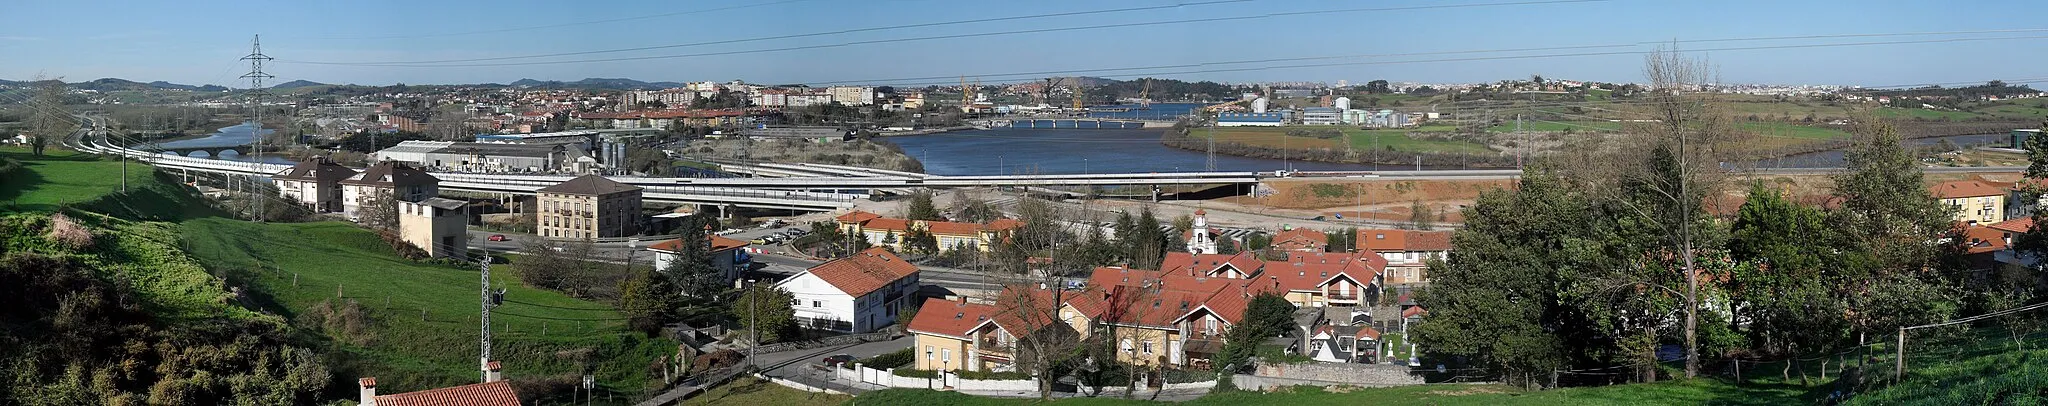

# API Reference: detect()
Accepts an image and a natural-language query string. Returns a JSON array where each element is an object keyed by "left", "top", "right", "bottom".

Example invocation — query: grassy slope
[
  {"left": 0, "top": 146, "right": 674, "bottom": 397},
  {"left": 1845, "top": 328, "right": 2048, "bottom": 405},
  {"left": 685, "top": 377, "right": 851, "bottom": 406},
  {"left": 180, "top": 218, "right": 673, "bottom": 394}
]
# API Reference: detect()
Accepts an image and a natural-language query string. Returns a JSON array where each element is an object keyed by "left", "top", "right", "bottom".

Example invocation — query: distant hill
[
  {"left": 508, "top": 77, "right": 685, "bottom": 90},
  {"left": 270, "top": 80, "right": 327, "bottom": 89},
  {"left": 73, "top": 78, "right": 159, "bottom": 92}
]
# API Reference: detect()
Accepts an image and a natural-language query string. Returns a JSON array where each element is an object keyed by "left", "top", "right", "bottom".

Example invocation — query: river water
[
  {"left": 138, "top": 122, "right": 294, "bottom": 164},
  {"left": 887, "top": 128, "right": 1384, "bottom": 176}
]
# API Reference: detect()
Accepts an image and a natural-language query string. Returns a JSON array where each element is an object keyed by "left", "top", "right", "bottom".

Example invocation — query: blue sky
[{"left": 3, "top": 0, "right": 2043, "bottom": 88}]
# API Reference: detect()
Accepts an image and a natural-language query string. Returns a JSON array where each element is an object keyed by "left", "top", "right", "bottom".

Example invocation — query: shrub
[
  {"left": 1161, "top": 368, "right": 1216, "bottom": 384},
  {"left": 892, "top": 368, "right": 937, "bottom": 379},
  {"left": 692, "top": 349, "right": 743, "bottom": 371},
  {"left": 1309, "top": 183, "right": 1349, "bottom": 198},
  {"left": 861, "top": 348, "right": 914, "bottom": 370},
  {"left": 44, "top": 213, "right": 94, "bottom": 250},
  {"left": 956, "top": 370, "right": 1032, "bottom": 381}
]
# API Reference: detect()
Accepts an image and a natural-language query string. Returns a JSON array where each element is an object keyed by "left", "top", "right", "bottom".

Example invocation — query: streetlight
[{"left": 925, "top": 349, "right": 934, "bottom": 389}]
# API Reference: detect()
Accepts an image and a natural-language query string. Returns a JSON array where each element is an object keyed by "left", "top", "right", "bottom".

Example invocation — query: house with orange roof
[
  {"left": 646, "top": 234, "right": 752, "bottom": 287},
  {"left": 774, "top": 248, "right": 921, "bottom": 333},
  {"left": 357, "top": 362, "right": 521, "bottom": 406},
  {"left": 1985, "top": 217, "right": 2043, "bottom": 269},
  {"left": 1269, "top": 228, "right": 1330, "bottom": 252},
  {"left": 1356, "top": 229, "right": 1453, "bottom": 286},
  {"left": 1932, "top": 180, "right": 2007, "bottom": 225}
]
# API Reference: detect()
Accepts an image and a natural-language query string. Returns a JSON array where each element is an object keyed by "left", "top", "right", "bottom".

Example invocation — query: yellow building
[
  {"left": 536, "top": 175, "right": 643, "bottom": 239},
  {"left": 833, "top": 210, "right": 1022, "bottom": 253},
  {"left": 1932, "top": 180, "right": 2007, "bottom": 225}
]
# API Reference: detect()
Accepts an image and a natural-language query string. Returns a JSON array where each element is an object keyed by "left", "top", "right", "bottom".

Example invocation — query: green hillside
[{"left": 0, "top": 146, "right": 673, "bottom": 403}]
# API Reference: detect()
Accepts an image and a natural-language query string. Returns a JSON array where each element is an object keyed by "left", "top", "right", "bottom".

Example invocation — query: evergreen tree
[
  {"left": 732, "top": 284, "right": 797, "bottom": 343},
  {"left": 1830, "top": 119, "right": 1963, "bottom": 338},
  {"left": 905, "top": 190, "right": 945, "bottom": 221},
  {"left": 1412, "top": 170, "right": 1609, "bottom": 388}
]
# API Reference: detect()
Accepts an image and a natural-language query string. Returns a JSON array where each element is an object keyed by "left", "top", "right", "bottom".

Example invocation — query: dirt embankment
[{"left": 1223, "top": 178, "right": 1517, "bottom": 225}]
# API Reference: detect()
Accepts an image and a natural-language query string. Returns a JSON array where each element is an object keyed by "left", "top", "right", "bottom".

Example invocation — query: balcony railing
[{"left": 1327, "top": 293, "right": 1360, "bottom": 301}]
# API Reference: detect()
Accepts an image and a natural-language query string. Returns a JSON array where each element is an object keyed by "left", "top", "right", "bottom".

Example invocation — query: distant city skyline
[{"left": 4, "top": 0, "right": 2045, "bottom": 88}]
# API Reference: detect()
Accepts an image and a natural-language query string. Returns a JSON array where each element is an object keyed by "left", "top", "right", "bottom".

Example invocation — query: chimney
[
  {"left": 358, "top": 377, "right": 378, "bottom": 406},
  {"left": 484, "top": 360, "right": 503, "bottom": 383}
]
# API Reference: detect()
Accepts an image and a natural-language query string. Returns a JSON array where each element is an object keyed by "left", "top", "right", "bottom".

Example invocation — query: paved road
[{"left": 754, "top": 336, "right": 913, "bottom": 376}]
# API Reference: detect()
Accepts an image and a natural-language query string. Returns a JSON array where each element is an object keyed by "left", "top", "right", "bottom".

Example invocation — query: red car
[
  {"left": 488, "top": 234, "right": 509, "bottom": 242},
  {"left": 821, "top": 354, "right": 855, "bottom": 367}
]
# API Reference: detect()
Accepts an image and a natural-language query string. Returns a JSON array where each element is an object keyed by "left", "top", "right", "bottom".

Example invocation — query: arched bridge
[{"left": 143, "top": 145, "right": 253, "bottom": 158}]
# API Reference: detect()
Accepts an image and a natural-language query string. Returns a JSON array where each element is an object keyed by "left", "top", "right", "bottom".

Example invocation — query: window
[
  {"left": 1121, "top": 338, "right": 1133, "bottom": 353},
  {"left": 925, "top": 346, "right": 935, "bottom": 360},
  {"left": 1142, "top": 340, "right": 1153, "bottom": 354},
  {"left": 941, "top": 348, "right": 951, "bottom": 362},
  {"left": 791, "top": 299, "right": 801, "bottom": 306},
  {"left": 812, "top": 301, "right": 822, "bottom": 308}
]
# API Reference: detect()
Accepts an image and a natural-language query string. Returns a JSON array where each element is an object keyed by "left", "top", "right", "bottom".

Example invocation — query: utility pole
[
  {"left": 241, "top": 34, "right": 274, "bottom": 222},
  {"left": 479, "top": 252, "right": 499, "bottom": 383}
]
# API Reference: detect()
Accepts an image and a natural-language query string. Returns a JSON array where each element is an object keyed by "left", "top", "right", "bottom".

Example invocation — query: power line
[
  {"left": 293, "top": 0, "right": 816, "bottom": 41},
  {"left": 282, "top": 0, "right": 1608, "bottom": 67},
  {"left": 287, "top": 0, "right": 1255, "bottom": 65}
]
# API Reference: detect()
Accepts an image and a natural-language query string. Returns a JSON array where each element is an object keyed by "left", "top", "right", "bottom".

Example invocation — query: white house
[
  {"left": 647, "top": 234, "right": 752, "bottom": 287},
  {"left": 773, "top": 248, "right": 921, "bottom": 333}
]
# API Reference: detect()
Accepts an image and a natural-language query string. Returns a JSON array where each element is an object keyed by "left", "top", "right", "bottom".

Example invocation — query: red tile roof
[
  {"left": 373, "top": 380, "right": 523, "bottom": 406},
  {"left": 1356, "top": 326, "right": 1382, "bottom": 341},
  {"left": 1270, "top": 228, "right": 1329, "bottom": 251},
  {"left": 907, "top": 298, "right": 995, "bottom": 338},
  {"left": 646, "top": 235, "right": 749, "bottom": 253},
  {"left": 1989, "top": 217, "right": 2035, "bottom": 234},
  {"left": 984, "top": 219, "right": 1024, "bottom": 231},
  {"left": 1159, "top": 252, "right": 1263, "bottom": 278},
  {"left": 1402, "top": 306, "right": 1428, "bottom": 318},
  {"left": 801, "top": 248, "right": 918, "bottom": 297},
  {"left": 1357, "top": 229, "right": 1453, "bottom": 252},
  {"left": 835, "top": 210, "right": 882, "bottom": 224},
  {"left": 924, "top": 221, "right": 983, "bottom": 236},
  {"left": 1931, "top": 180, "right": 2005, "bottom": 199},
  {"left": 862, "top": 218, "right": 913, "bottom": 233},
  {"left": 1963, "top": 225, "right": 2010, "bottom": 254}
]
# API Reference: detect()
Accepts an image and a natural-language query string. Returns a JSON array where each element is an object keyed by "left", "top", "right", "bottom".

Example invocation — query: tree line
[{"left": 1411, "top": 51, "right": 2046, "bottom": 391}]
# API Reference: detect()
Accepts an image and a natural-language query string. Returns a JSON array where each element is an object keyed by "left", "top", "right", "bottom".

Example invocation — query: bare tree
[
  {"left": 1618, "top": 49, "right": 1740, "bottom": 379},
  {"left": 27, "top": 76, "right": 71, "bottom": 156}
]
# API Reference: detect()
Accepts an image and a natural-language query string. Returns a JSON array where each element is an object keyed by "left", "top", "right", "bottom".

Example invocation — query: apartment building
[{"left": 535, "top": 175, "right": 643, "bottom": 239}]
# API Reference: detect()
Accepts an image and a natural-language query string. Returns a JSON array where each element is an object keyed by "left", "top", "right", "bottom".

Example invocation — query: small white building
[{"left": 772, "top": 248, "right": 921, "bottom": 333}]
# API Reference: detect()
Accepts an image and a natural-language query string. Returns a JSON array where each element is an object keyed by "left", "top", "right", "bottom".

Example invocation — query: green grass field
[
  {"left": 1205, "top": 126, "right": 1494, "bottom": 155},
  {"left": 1873, "top": 107, "right": 1980, "bottom": 121},
  {"left": 686, "top": 377, "right": 851, "bottom": 406},
  {"left": 0, "top": 147, "right": 158, "bottom": 212},
  {"left": 1737, "top": 122, "right": 1851, "bottom": 140},
  {"left": 179, "top": 218, "right": 674, "bottom": 395},
  {"left": 1486, "top": 120, "right": 1622, "bottom": 133}
]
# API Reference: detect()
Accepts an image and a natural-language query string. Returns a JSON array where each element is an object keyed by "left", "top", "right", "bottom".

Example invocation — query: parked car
[
  {"left": 487, "top": 234, "right": 509, "bottom": 242},
  {"left": 785, "top": 228, "right": 809, "bottom": 235},
  {"left": 821, "top": 354, "right": 855, "bottom": 367}
]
